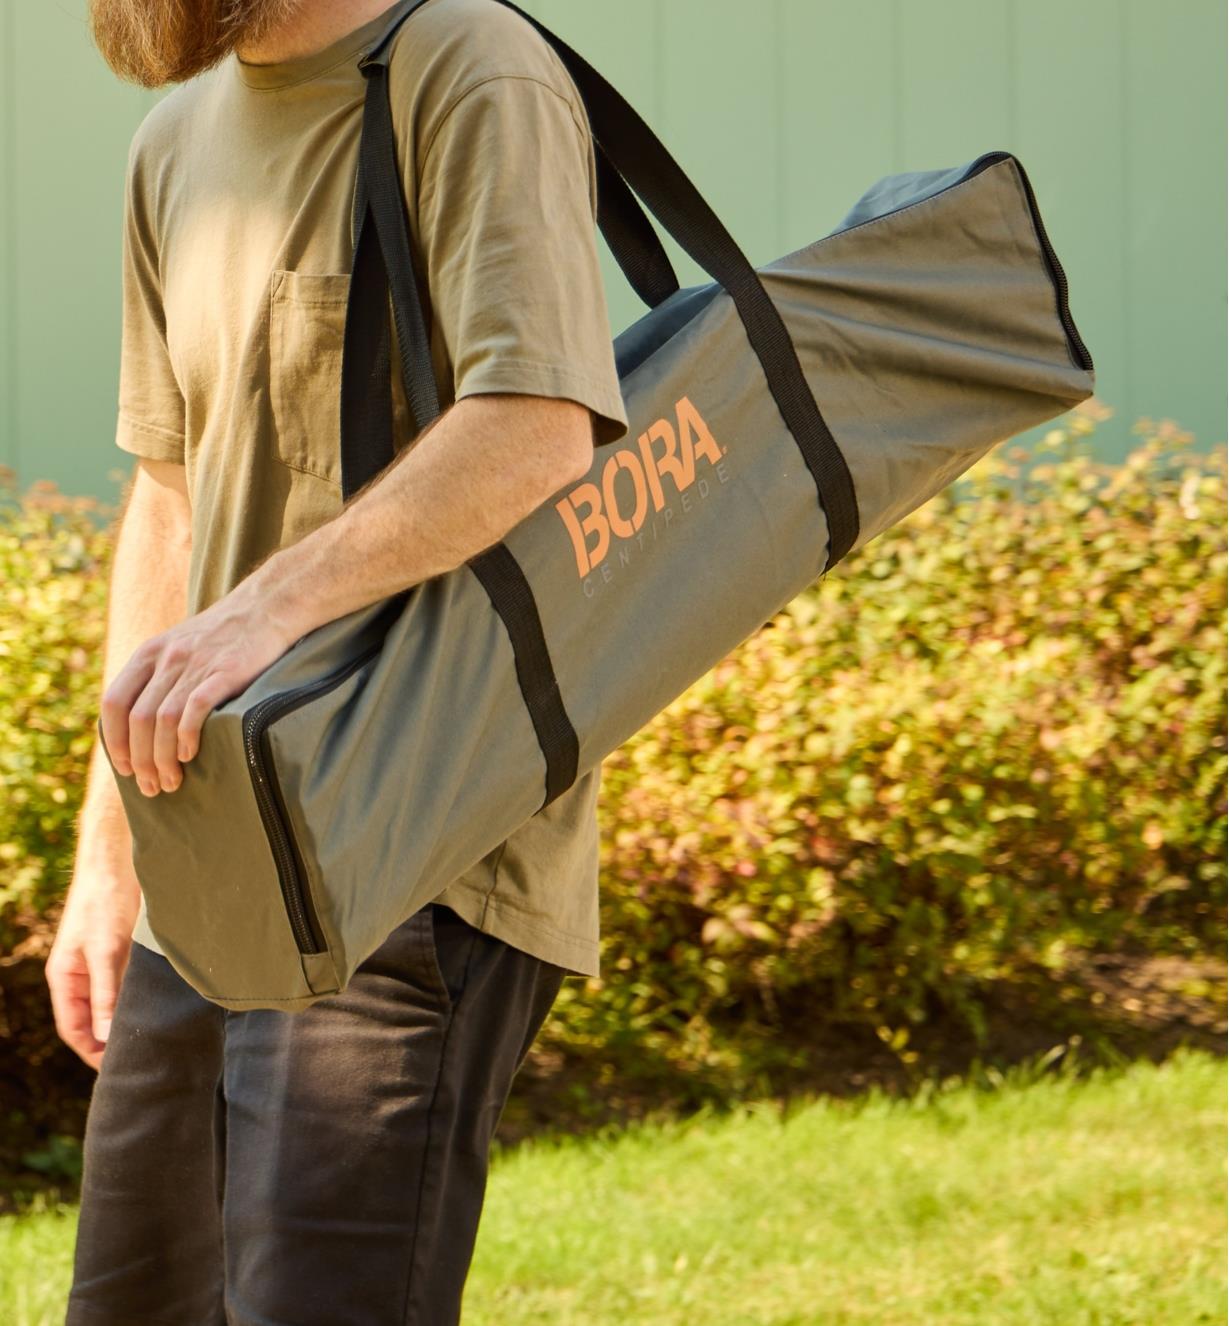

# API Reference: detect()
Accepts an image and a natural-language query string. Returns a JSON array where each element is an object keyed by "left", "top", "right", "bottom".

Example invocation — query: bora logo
[{"left": 555, "top": 394, "right": 725, "bottom": 578}]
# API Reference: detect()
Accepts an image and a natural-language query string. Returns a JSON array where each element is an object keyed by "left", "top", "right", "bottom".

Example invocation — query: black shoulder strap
[
  {"left": 339, "top": 0, "right": 861, "bottom": 808},
  {"left": 339, "top": 0, "right": 676, "bottom": 499},
  {"left": 362, "top": 0, "right": 680, "bottom": 310},
  {"left": 344, "top": 0, "right": 858, "bottom": 566},
  {"left": 488, "top": 0, "right": 859, "bottom": 571},
  {"left": 343, "top": 0, "right": 582, "bottom": 808}
]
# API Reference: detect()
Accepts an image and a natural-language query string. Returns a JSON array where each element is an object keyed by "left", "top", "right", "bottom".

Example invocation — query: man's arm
[
  {"left": 99, "top": 390, "right": 592, "bottom": 798},
  {"left": 102, "top": 24, "right": 622, "bottom": 801},
  {"left": 258, "top": 391, "right": 593, "bottom": 633},
  {"left": 46, "top": 457, "right": 191, "bottom": 1068}
]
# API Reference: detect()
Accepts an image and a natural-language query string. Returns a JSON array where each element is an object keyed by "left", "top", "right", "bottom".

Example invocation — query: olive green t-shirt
[{"left": 116, "top": 0, "right": 629, "bottom": 977}]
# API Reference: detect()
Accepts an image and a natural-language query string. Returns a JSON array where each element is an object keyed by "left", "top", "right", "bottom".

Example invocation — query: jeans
[{"left": 64, "top": 902, "right": 568, "bottom": 1326}]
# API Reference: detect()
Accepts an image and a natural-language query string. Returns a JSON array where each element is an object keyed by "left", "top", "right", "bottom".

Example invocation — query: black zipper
[
  {"left": 968, "top": 151, "right": 1095, "bottom": 373},
  {"left": 242, "top": 642, "right": 382, "bottom": 955},
  {"left": 827, "top": 150, "right": 1094, "bottom": 375}
]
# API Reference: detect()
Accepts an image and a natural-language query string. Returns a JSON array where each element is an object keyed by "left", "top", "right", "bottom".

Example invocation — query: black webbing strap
[
  {"left": 491, "top": 0, "right": 859, "bottom": 570},
  {"left": 594, "top": 149, "right": 679, "bottom": 309},
  {"left": 355, "top": 0, "right": 679, "bottom": 318},
  {"left": 360, "top": 0, "right": 859, "bottom": 567},
  {"left": 342, "top": 0, "right": 861, "bottom": 811},
  {"left": 357, "top": 15, "right": 440, "bottom": 443},
  {"left": 344, "top": 0, "right": 678, "bottom": 432},
  {"left": 339, "top": 187, "right": 395, "bottom": 500},
  {"left": 466, "top": 546, "right": 581, "bottom": 805},
  {"left": 339, "top": 0, "right": 436, "bottom": 499},
  {"left": 345, "top": 1, "right": 581, "bottom": 806}
]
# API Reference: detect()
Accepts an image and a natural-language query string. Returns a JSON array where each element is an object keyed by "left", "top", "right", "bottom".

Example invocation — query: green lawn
[{"left": 2, "top": 1047, "right": 1224, "bottom": 1325}]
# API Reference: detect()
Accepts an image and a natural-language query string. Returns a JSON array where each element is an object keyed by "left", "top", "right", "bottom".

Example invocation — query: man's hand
[
  {"left": 100, "top": 393, "right": 593, "bottom": 797},
  {"left": 45, "top": 858, "right": 141, "bottom": 1071},
  {"left": 100, "top": 579, "right": 301, "bottom": 796}
]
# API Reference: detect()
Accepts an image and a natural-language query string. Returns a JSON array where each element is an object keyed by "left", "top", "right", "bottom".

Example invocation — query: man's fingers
[
  {"left": 46, "top": 954, "right": 105, "bottom": 1069},
  {"left": 152, "top": 682, "right": 194, "bottom": 791},
  {"left": 87, "top": 939, "right": 128, "bottom": 1048},
  {"left": 99, "top": 646, "right": 158, "bottom": 778},
  {"left": 178, "top": 675, "right": 232, "bottom": 764},
  {"left": 126, "top": 654, "right": 188, "bottom": 796}
]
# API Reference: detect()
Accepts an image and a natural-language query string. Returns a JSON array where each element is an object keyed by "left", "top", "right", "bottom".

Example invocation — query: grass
[{"left": 1, "top": 1047, "right": 1223, "bottom": 1325}]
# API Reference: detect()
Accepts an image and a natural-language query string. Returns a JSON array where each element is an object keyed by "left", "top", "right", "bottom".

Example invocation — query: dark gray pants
[{"left": 65, "top": 903, "right": 567, "bottom": 1326}]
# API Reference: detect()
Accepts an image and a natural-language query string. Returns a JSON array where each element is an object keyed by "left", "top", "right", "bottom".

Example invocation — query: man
[{"left": 47, "top": 0, "right": 628, "bottom": 1320}]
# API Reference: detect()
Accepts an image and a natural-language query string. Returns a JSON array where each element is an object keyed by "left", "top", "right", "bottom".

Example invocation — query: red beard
[{"left": 88, "top": 0, "right": 300, "bottom": 87}]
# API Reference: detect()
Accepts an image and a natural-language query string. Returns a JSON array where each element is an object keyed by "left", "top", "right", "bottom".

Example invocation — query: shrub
[
  {"left": 0, "top": 475, "right": 114, "bottom": 960},
  {"left": 0, "top": 474, "right": 116, "bottom": 1196},
  {"left": 0, "top": 406, "right": 1224, "bottom": 1152},
  {"left": 548, "top": 406, "right": 1227, "bottom": 1081}
]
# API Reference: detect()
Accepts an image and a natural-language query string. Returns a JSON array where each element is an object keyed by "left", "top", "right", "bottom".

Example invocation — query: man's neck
[{"left": 235, "top": 0, "right": 400, "bottom": 66}]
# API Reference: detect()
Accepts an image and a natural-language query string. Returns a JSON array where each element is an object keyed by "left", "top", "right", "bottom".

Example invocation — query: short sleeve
[
  {"left": 115, "top": 136, "right": 185, "bottom": 464},
  {"left": 415, "top": 74, "right": 629, "bottom": 449}
]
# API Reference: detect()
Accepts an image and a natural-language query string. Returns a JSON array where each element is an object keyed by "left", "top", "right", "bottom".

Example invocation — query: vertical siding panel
[
  {"left": 0, "top": 2, "right": 15, "bottom": 473},
  {"left": 770, "top": 0, "right": 785, "bottom": 255},
  {"left": 1122, "top": 0, "right": 1227, "bottom": 452},
  {"left": 658, "top": 0, "right": 780, "bottom": 275},
  {"left": 896, "top": 0, "right": 901, "bottom": 173},
  {"left": 1015, "top": 0, "right": 1129, "bottom": 455},
  {"left": 896, "top": 0, "right": 1012, "bottom": 169},
  {"left": 780, "top": 0, "right": 896, "bottom": 253},
  {"left": 11, "top": 0, "right": 145, "bottom": 498},
  {"left": 518, "top": 0, "right": 665, "bottom": 336}
]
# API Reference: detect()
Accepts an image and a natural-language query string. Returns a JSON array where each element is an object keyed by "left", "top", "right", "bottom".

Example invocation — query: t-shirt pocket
[{"left": 268, "top": 269, "right": 351, "bottom": 486}]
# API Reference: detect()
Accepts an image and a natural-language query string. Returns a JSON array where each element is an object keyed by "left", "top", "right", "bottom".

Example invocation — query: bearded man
[{"left": 47, "top": 0, "right": 627, "bottom": 1321}]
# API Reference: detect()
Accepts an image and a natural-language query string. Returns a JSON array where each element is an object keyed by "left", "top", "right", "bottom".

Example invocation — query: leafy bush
[
  {"left": 0, "top": 476, "right": 113, "bottom": 960},
  {"left": 0, "top": 406, "right": 1225, "bottom": 1151},
  {"left": 549, "top": 407, "right": 1227, "bottom": 1082},
  {"left": 0, "top": 475, "right": 115, "bottom": 1197}
]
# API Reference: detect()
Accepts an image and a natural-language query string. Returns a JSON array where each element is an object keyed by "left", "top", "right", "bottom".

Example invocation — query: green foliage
[
  {"left": 548, "top": 409, "right": 1227, "bottom": 1078},
  {"left": 0, "top": 473, "right": 114, "bottom": 957},
  {"left": 0, "top": 411, "right": 1225, "bottom": 1106}
]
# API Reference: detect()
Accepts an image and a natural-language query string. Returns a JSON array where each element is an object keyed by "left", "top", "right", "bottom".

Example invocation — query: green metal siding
[{"left": 1, "top": 0, "right": 1224, "bottom": 503}]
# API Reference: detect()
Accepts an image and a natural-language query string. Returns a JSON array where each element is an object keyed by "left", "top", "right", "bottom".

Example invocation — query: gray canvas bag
[{"left": 101, "top": 0, "right": 1096, "bottom": 1010}]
